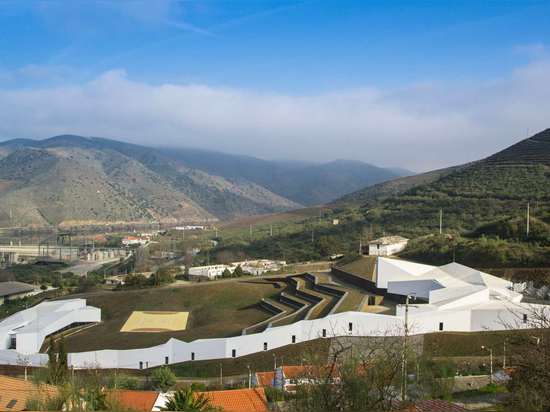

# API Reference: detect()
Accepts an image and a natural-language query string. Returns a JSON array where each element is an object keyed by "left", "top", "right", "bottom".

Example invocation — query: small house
[{"left": 368, "top": 236, "right": 409, "bottom": 256}]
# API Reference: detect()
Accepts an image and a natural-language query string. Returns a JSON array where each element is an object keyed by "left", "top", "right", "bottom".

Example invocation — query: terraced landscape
[{"left": 243, "top": 268, "right": 382, "bottom": 335}]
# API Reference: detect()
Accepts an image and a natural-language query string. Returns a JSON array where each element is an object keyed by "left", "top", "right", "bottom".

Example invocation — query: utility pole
[
  {"left": 439, "top": 209, "right": 443, "bottom": 235},
  {"left": 270, "top": 224, "right": 273, "bottom": 237},
  {"left": 481, "top": 345, "right": 493, "bottom": 384},
  {"left": 526, "top": 202, "right": 530, "bottom": 237},
  {"left": 359, "top": 238, "right": 362, "bottom": 256},
  {"left": 401, "top": 294, "right": 414, "bottom": 401},
  {"left": 219, "top": 363, "right": 223, "bottom": 388},
  {"left": 247, "top": 365, "right": 252, "bottom": 389}
]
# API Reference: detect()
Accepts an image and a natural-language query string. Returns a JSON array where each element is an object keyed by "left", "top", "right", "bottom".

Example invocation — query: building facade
[{"left": 368, "top": 236, "right": 409, "bottom": 256}]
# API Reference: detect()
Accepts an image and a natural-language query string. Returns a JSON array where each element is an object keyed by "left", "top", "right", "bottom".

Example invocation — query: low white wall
[
  {"left": 2, "top": 304, "right": 548, "bottom": 370},
  {"left": 66, "top": 305, "right": 537, "bottom": 370}
]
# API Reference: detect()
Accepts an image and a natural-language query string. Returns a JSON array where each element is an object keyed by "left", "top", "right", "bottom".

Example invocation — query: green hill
[
  {"left": 214, "top": 128, "right": 550, "bottom": 266},
  {"left": 355, "top": 128, "right": 550, "bottom": 235}
]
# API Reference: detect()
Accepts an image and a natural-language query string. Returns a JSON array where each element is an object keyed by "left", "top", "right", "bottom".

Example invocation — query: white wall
[{"left": 63, "top": 303, "right": 545, "bottom": 370}]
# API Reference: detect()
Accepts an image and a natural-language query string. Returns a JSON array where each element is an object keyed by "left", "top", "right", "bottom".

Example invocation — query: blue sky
[{"left": 1, "top": 0, "right": 550, "bottom": 170}]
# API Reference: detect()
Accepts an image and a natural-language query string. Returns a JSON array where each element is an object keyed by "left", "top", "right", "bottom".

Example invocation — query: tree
[
  {"left": 221, "top": 268, "right": 232, "bottom": 278},
  {"left": 504, "top": 307, "right": 550, "bottom": 412},
  {"left": 288, "top": 335, "right": 407, "bottom": 412},
  {"left": 151, "top": 366, "right": 177, "bottom": 392},
  {"left": 162, "top": 388, "right": 214, "bottom": 411},
  {"left": 233, "top": 265, "right": 244, "bottom": 277},
  {"left": 46, "top": 337, "right": 68, "bottom": 385},
  {"left": 151, "top": 267, "right": 174, "bottom": 286}
]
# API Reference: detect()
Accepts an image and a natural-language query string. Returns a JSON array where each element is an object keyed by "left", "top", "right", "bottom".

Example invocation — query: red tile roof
[
  {"left": 0, "top": 375, "right": 58, "bottom": 411},
  {"left": 199, "top": 388, "right": 269, "bottom": 412},
  {"left": 108, "top": 389, "right": 159, "bottom": 412},
  {"left": 255, "top": 371, "right": 275, "bottom": 387}
]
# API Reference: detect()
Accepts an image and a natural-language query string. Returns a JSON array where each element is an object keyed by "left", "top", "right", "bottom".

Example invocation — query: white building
[
  {"left": 236, "top": 260, "right": 286, "bottom": 276},
  {"left": 188, "top": 260, "right": 286, "bottom": 279},
  {"left": 122, "top": 236, "right": 149, "bottom": 246},
  {"left": 0, "top": 299, "right": 100, "bottom": 355},
  {"left": 188, "top": 264, "right": 234, "bottom": 279},
  {"left": 174, "top": 225, "right": 205, "bottom": 231},
  {"left": 1, "top": 258, "right": 548, "bottom": 370},
  {"left": 368, "top": 236, "right": 409, "bottom": 256}
]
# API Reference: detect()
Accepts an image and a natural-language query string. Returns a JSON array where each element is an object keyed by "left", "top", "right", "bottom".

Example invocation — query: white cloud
[{"left": 1, "top": 59, "right": 550, "bottom": 171}]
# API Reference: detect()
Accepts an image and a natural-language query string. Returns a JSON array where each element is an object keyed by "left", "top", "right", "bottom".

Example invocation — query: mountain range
[{"left": 0, "top": 135, "right": 402, "bottom": 228}]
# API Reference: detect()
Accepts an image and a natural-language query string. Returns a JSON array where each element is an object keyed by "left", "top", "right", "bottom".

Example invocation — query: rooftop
[
  {"left": 0, "top": 281, "right": 34, "bottom": 298},
  {"left": 0, "top": 375, "right": 58, "bottom": 411},
  {"left": 199, "top": 388, "right": 269, "bottom": 412},
  {"left": 108, "top": 389, "right": 159, "bottom": 412},
  {"left": 369, "top": 236, "right": 409, "bottom": 245}
]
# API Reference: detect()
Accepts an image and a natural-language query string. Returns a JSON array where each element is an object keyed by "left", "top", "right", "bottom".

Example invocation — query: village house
[
  {"left": 368, "top": 235, "right": 409, "bottom": 256},
  {"left": 0, "top": 281, "right": 36, "bottom": 305}
]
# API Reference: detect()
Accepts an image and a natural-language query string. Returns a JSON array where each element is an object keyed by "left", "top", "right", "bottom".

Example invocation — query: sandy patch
[{"left": 120, "top": 311, "right": 189, "bottom": 332}]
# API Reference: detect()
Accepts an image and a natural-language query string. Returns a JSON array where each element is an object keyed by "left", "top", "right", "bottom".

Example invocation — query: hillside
[
  {"left": 157, "top": 148, "right": 400, "bottom": 205},
  {"left": 210, "top": 128, "right": 550, "bottom": 265},
  {"left": 0, "top": 135, "right": 400, "bottom": 228},
  {"left": 333, "top": 164, "right": 467, "bottom": 207},
  {"left": 377, "top": 129, "right": 550, "bottom": 233},
  {"left": 334, "top": 128, "right": 550, "bottom": 233},
  {"left": 0, "top": 137, "right": 297, "bottom": 227}
]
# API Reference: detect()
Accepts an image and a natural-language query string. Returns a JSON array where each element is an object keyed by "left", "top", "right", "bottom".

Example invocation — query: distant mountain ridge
[{"left": 0, "top": 135, "right": 401, "bottom": 228}]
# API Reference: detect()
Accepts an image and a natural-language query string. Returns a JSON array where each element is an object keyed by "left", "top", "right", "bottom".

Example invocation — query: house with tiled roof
[
  {"left": 107, "top": 389, "right": 161, "bottom": 412},
  {"left": 0, "top": 375, "right": 58, "bottom": 411},
  {"left": 254, "top": 365, "right": 310, "bottom": 391},
  {"left": 198, "top": 388, "right": 269, "bottom": 412}
]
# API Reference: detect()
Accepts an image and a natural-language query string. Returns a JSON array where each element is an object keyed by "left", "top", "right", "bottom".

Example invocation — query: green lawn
[
  {"left": 61, "top": 280, "right": 280, "bottom": 351},
  {"left": 169, "top": 338, "right": 331, "bottom": 377}
]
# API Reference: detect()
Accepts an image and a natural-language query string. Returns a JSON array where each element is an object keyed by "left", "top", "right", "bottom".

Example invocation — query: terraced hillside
[
  {"left": 244, "top": 272, "right": 371, "bottom": 335},
  {"left": 337, "top": 128, "right": 550, "bottom": 235}
]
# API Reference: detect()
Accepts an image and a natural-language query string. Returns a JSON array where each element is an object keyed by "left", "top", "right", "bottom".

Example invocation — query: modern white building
[
  {"left": 0, "top": 299, "right": 100, "bottom": 355},
  {"left": 0, "top": 258, "right": 547, "bottom": 370},
  {"left": 368, "top": 236, "right": 409, "bottom": 256}
]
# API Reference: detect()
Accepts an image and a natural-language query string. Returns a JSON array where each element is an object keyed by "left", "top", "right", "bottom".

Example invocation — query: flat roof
[
  {"left": 369, "top": 236, "right": 409, "bottom": 245},
  {"left": 0, "top": 281, "right": 34, "bottom": 297}
]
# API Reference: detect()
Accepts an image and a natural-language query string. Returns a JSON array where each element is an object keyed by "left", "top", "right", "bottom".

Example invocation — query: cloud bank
[{"left": 1, "top": 58, "right": 550, "bottom": 171}]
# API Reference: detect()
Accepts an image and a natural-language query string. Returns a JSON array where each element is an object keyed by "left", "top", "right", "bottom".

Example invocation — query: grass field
[
  {"left": 169, "top": 338, "right": 331, "bottom": 377},
  {"left": 61, "top": 280, "right": 280, "bottom": 351}
]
